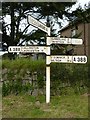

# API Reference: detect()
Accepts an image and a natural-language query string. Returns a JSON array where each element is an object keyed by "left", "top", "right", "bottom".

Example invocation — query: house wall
[
  {"left": 60, "top": 22, "right": 90, "bottom": 56},
  {"left": 60, "top": 27, "right": 71, "bottom": 38},
  {"left": 74, "top": 23, "right": 85, "bottom": 55},
  {"left": 88, "top": 23, "right": 90, "bottom": 56}
]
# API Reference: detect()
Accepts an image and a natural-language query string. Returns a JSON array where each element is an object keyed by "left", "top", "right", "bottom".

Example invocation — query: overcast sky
[
  {"left": 77, "top": 0, "right": 89, "bottom": 6},
  {"left": 71, "top": 0, "right": 90, "bottom": 10}
]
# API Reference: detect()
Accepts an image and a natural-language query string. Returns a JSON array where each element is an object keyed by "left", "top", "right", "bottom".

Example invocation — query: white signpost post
[{"left": 8, "top": 15, "right": 87, "bottom": 104}]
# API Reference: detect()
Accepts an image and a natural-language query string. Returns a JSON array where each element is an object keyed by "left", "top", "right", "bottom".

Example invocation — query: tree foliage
[
  {"left": 70, "top": 4, "right": 90, "bottom": 24},
  {"left": 2, "top": 2, "right": 75, "bottom": 49}
]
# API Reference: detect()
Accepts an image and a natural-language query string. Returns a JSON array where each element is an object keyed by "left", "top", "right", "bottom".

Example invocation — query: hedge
[{"left": 2, "top": 58, "right": 89, "bottom": 96}]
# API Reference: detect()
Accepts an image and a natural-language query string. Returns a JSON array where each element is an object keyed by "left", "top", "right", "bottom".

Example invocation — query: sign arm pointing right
[{"left": 27, "top": 15, "right": 50, "bottom": 34}]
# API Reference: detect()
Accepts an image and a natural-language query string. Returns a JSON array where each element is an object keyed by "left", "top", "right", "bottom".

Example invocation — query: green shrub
[{"left": 2, "top": 58, "right": 88, "bottom": 96}]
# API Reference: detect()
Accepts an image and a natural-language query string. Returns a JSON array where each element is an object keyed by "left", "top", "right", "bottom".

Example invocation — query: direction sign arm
[
  {"left": 46, "top": 37, "right": 83, "bottom": 45},
  {"left": 27, "top": 15, "right": 50, "bottom": 34}
]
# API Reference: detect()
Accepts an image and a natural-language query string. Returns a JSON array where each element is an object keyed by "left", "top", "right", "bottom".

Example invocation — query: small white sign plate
[
  {"left": 8, "top": 46, "right": 21, "bottom": 53},
  {"left": 72, "top": 56, "right": 87, "bottom": 63},
  {"left": 27, "top": 15, "right": 50, "bottom": 34},
  {"left": 47, "top": 37, "right": 83, "bottom": 45},
  {"left": 8, "top": 46, "right": 50, "bottom": 55},
  {"left": 51, "top": 55, "right": 87, "bottom": 63}
]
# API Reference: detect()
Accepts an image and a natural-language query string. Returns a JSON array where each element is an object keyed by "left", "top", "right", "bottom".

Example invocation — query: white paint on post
[
  {"left": 46, "top": 56, "right": 51, "bottom": 64},
  {"left": 47, "top": 28, "right": 50, "bottom": 36},
  {"left": 46, "top": 66, "right": 50, "bottom": 103},
  {"left": 46, "top": 28, "right": 50, "bottom": 103},
  {"left": 47, "top": 37, "right": 52, "bottom": 45},
  {"left": 45, "top": 47, "right": 50, "bottom": 55}
]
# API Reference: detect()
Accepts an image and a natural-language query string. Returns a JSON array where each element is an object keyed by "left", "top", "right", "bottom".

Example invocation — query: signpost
[{"left": 8, "top": 15, "right": 87, "bottom": 104}]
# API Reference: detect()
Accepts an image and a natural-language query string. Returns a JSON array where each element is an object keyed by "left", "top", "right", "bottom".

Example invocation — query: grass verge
[{"left": 2, "top": 93, "right": 88, "bottom": 118}]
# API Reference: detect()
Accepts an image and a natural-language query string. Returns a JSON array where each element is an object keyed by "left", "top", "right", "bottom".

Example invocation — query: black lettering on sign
[
  {"left": 84, "top": 57, "right": 86, "bottom": 62},
  {"left": 12, "top": 48, "right": 20, "bottom": 51},
  {"left": 77, "top": 57, "right": 80, "bottom": 62},
  {"left": 81, "top": 57, "right": 83, "bottom": 62},
  {"left": 13, "top": 48, "right": 15, "bottom": 51},
  {"left": 73, "top": 57, "right": 76, "bottom": 61},
  {"left": 10, "top": 48, "right": 12, "bottom": 51}
]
